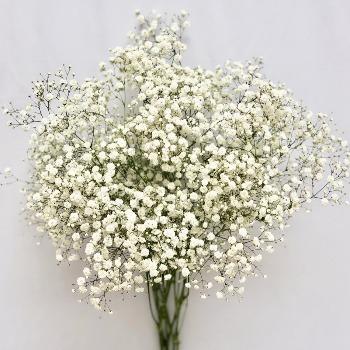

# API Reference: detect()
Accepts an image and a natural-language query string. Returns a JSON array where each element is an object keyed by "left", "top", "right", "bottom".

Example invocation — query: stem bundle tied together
[{"left": 147, "top": 273, "right": 189, "bottom": 350}]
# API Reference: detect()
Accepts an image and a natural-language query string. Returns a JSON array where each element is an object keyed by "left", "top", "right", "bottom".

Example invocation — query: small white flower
[
  {"left": 141, "top": 248, "right": 149, "bottom": 257},
  {"left": 181, "top": 267, "right": 190, "bottom": 277},
  {"left": 45, "top": 93, "right": 54, "bottom": 101},
  {"left": 238, "top": 228, "right": 247, "bottom": 237},
  {"left": 47, "top": 219, "right": 58, "bottom": 228},
  {"left": 77, "top": 277, "right": 85, "bottom": 286}
]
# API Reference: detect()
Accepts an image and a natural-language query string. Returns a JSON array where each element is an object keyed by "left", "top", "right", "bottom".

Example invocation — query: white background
[{"left": 1, "top": 0, "right": 350, "bottom": 349}]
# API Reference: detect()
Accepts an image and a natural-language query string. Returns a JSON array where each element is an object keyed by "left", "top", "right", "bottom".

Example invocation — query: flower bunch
[{"left": 3, "top": 9, "right": 349, "bottom": 322}]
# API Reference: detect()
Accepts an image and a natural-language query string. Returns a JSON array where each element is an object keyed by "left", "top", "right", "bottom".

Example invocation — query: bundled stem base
[{"left": 148, "top": 273, "right": 189, "bottom": 350}]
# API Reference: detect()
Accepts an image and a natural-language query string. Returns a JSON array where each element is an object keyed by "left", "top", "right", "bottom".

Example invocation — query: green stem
[{"left": 147, "top": 272, "right": 189, "bottom": 350}]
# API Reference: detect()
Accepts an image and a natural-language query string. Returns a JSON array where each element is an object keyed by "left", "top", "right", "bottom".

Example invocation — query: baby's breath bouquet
[{"left": 2, "top": 10, "right": 350, "bottom": 350}]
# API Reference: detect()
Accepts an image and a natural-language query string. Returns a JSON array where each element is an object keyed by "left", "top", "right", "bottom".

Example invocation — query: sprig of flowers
[{"left": 2, "top": 10, "right": 349, "bottom": 312}]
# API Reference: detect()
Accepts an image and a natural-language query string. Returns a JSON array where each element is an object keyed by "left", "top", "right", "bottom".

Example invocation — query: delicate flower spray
[{"left": 2, "top": 10, "right": 349, "bottom": 350}]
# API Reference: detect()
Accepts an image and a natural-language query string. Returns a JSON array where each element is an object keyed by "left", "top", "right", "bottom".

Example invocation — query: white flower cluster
[{"left": 4, "top": 10, "right": 349, "bottom": 310}]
